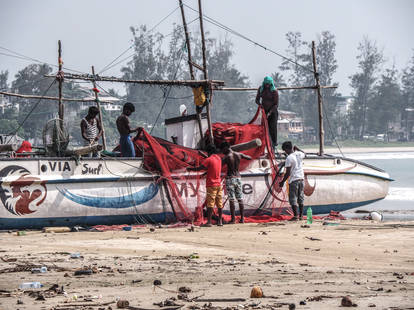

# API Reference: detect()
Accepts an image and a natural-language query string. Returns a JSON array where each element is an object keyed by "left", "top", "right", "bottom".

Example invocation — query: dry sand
[{"left": 0, "top": 220, "right": 413, "bottom": 310}]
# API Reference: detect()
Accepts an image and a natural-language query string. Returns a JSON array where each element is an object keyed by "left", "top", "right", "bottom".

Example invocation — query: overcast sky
[{"left": 1, "top": 0, "right": 413, "bottom": 95}]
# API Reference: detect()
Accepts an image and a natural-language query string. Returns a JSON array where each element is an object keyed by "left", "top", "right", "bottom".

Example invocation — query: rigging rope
[
  {"left": 182, "top": 3, "right": 315, "bottom": 74},
  {"left": 6, "top": 79, "right": 57, "bottom": 144},
  {"left": 321, "top": 91, "right": 344, "bottom": 157},
  {"left": 98, "top": 6, "right": 181, "bottom": 75},
  {"left": 0, "top": 46, "right": 87, "bottom": 75},
  {"left": 150, "top": 44, "right": 186, "bottom": 135}
]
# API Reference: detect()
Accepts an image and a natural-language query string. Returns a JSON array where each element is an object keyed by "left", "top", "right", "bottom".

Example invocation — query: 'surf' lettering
[
  {"left": 242, "top": 184, "right": 253, "bottom": 195},
  {"left": 48, "top": 161, "right": 71, "bottom": 172},
  {"left": 81, "top": 163, "right": 103, "bottom": 175}
]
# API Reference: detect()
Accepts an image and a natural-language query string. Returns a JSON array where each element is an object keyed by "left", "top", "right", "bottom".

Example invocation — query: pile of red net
[{"left": 128, "top": 106, "right": 288, "bottom": 225}]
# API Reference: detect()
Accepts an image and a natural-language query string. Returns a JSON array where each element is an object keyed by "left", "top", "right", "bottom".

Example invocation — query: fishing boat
[{"left": 0, "top": 1, "right": 392, "bottom": 230}]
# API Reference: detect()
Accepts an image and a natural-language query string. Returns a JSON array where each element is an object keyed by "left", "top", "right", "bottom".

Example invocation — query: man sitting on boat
[
  {"left": 116, "top": 102, "right": 140, "bottom": 157},
  {"left": 81, "top": 106, "right": 103, "bottom": 157},
  {"left": 279, "top": 141, "right": 306, "bottom": 221},
  {"left": 221, "top": 142, "right": 252, "bottom": 224},
  {"left": 255, "top": 76, "right": 279, "bottom": 149},
  {"left": 187, "top": 144, "right": 223, "bottom": 227}
]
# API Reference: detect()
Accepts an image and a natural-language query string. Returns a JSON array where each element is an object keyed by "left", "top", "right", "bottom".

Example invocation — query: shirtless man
[
  {"left": 221, "top": 142, "right": 252, "bottom": 223},
  {"left": 116, "top": 102, "right": 139, "bottom": 157}
]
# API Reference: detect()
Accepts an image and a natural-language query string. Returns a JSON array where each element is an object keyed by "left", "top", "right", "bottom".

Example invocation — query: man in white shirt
[{"left": 279, "top": 141, "right": 306, "bottom": 220}]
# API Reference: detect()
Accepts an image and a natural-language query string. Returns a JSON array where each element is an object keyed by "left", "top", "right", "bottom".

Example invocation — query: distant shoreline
[{"left": 303, "top": 146, "right": 414, "bottom": 154}]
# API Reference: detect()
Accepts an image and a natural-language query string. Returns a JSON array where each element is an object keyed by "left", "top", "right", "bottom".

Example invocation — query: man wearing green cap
[{"left": 256, "top": 76, "right": 279, "bottom": 148}]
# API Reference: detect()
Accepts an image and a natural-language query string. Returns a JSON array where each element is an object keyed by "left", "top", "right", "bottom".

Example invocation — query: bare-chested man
[
  {"left": 116, "top": 102, "right": 139, "bottom": 157},
  {"left": 256, "top": 76, "right": 279, "bottom": 148},
  {"left": 221, "top": 142, "right": 252, "bottom": 223}
]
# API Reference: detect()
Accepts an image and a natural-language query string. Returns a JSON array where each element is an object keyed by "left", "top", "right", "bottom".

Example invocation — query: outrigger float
[{"left": 0, "top": 1, "right": 392, "bottom": 229}]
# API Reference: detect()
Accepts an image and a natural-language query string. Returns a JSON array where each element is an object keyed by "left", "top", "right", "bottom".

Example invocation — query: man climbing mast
[{"left": 256, "top": 76, "right": 279, "bottom": 150}]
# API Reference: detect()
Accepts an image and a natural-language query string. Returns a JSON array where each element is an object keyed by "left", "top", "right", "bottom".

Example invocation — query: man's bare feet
[
  {"left": 289, "top": 216, "right": 298, "bottom": 221},
  {"left": 201, "top": 223, "right": 212, "bottom": 227},
  {"left": 228, "top": 220, "right": 236, "bottom": 224},
  {"left": 240, "top": 218, "right": 245, "bottom": 223},
  {"left": 217, "top": 222, "right": 223, "bottom": 226}
]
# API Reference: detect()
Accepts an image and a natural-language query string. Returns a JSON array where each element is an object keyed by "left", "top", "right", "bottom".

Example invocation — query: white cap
[{"left": 179, "top": 104, "right": 187, "bottom": 116}]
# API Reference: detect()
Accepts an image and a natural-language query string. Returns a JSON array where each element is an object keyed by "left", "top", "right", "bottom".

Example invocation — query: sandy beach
[{"left": 0, "top": 220, "right": 413, "bottom": 310}]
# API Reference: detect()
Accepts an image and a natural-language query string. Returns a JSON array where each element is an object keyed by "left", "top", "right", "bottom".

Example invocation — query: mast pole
[
  {"left": 179, "top": 0, "right": 204, "bottom": 147},
  {"left": 57, "top": 40, "right": 64, "bottom": 125},
  {"left": 198, "top": 0, "right": 214, "bottom": 144},
  {"left": 91, "top": 66, "right": 107, "bottom": 151},
  {"left": 311, "top": 41, "right": 324, "bottom": 155}
]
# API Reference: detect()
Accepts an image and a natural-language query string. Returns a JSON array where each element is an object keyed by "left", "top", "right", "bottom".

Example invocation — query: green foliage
[{"left": 349, "top": 37, "right": 384, "bottom": 139}]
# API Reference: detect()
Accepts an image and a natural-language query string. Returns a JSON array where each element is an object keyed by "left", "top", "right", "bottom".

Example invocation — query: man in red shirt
[{"left": 187, "top": 144, "right": 223, "bottom": 227}]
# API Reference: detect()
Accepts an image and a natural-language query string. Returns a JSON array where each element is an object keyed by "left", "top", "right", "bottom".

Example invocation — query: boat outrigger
[{"left": 0, "top": 1, "right": 392, "bottom": 230}]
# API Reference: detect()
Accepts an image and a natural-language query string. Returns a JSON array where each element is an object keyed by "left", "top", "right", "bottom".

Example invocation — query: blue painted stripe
[{"left": 57, "top": 183, "right": 159, "bottom": 209}]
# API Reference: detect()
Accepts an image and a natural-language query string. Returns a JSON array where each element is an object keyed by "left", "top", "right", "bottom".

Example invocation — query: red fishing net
[{"left": 128, "top": 106, "right": 289, "bottom": 225}]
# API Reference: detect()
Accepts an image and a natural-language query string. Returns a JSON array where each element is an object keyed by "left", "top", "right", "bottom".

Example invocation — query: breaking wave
[
  {"left": 385, "top": 187, "right": 414, "bottom": 201},
  {"left": 335, "top": 152, "right": 414, "bottom": 160}
]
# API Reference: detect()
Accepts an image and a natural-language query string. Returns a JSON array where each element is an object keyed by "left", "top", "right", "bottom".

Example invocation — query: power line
[{"left": 182, "top": 3, "right": 315, "bottom": 74}]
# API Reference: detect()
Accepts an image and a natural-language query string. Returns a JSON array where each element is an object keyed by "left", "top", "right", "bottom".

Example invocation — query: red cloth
[
  {"left": 203, "top": 154, "right": 222, "bottom": 187},
  {"left": 16, "top": 141, "right": 32, "bottom": 158}
]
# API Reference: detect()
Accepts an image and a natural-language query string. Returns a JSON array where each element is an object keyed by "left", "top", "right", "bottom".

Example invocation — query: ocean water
[{"left": 339, "top": 151, "right": 414, "bottom": 221}]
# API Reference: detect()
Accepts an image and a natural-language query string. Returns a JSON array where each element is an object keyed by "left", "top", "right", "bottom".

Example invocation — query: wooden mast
[
  {"left": 91, "top": 66, "right": 107, "bottom": 151},
  {"left": 198, "top": 0, "right": 214, "bottom": 145},
  {"left": 179, "top": 0, "right": 204, "bottom": 148},
  {"left": 57, "top": 40, "right": 64, "bottom": 126},
  {"left": 312, "top": 41, "right": 324, "bottom": 156}
]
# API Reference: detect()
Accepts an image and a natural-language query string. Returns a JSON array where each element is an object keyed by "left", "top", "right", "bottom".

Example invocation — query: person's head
[
  {"left": 123, "top": 102, "right": 135, "bottom": 116},
  {"left": 87, "top": 106, "right": 99, "bottom": 118},
  {"left": 206, "top": 144, "right": 217, "bottom": 156},
  {"left": 281, "top": 141, "right": 293, "bottom": 155},
  {"left": 260, "top": 76, "right": 276, "bottom": 93},
  {"left": 220, "top": 141, "right": 231, "bottom": 155}
]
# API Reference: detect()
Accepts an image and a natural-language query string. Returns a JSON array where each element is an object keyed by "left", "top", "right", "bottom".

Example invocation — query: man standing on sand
[
  {"left": 279, "top": 141, "right": 306, "bottom": 220},
  {"left": 256, "top": 76, "right": 279, "bottom": 149},
  {"left": 187, "top": 144, "right": 223, "bottom": 227},
  {"left": 81, "top": 106, "right": 103, "bottom": 157},
  {"left": 221, "top": 142, "right": 252, "bottom": 224},
  {"left": 116, "top": 102, "right": 139, "bottom": 157}
]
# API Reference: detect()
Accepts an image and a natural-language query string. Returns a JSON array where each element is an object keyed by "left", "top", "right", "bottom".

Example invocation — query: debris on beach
[{"left": 250, "top": 286, "right": 263, "bottom": 298}]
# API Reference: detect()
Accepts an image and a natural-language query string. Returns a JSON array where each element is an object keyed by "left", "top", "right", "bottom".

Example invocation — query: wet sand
[{"left": 1, "top": 220, "right": 413, "bottom": 309}]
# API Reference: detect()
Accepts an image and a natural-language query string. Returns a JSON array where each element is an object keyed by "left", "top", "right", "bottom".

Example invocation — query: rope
[
  {"left": 98, "top": 6, "right": 180, "bottom": 75},
  {"left": 182, "top": 4, "right": 315, "bottom": 74},
  {"left": 149, "top": 44, "right": 186, "bottom": 134},
  {"left": 6, "top": 79, "right": 56, "bottom": 144},
  {"left": 321, "top": 91, "right": 344, "bottom": 157},
  {"left": 0, "top": 46, "right": 87, "bottom": 75}
]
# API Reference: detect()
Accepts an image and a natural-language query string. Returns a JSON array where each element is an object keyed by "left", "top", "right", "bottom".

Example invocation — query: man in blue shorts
[{"left": 116, "top": 102, "right": 139, "bottom": 157}]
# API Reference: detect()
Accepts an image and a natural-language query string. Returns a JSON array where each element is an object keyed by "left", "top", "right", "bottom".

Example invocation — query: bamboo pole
[
  {"left": 179, "top": 0, "right": 204, "bottom": 147},
  {"left": 179, "top": 0, "right": 195, "bottom": 80},
  {"left": 0, "top": 91, "right": 114, "bottom": 103},
  {"left": 213, "top": 86, "right": 337, "bottom": 91},
  {"left": 45, "top": 74, "right": 224, "bottom": 87},
  {"left": 312, "top": 41, "right": 324, "bottom": 156},
  {"left": 198, "top": 0, "right": 214, "bottom": 145},
  {"left": 57, "top": 40, "right": 64, "bottom": 129},
  {"left": 91, "top": 66, "right": 107, "bottom": 150}
]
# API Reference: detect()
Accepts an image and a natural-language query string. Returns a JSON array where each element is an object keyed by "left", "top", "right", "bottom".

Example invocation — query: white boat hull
[{"left": 0, "top": 155, "right": 391, "bottom": 229}]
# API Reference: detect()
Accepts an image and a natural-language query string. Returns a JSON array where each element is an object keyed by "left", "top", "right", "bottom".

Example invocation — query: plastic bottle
[
  {"left": 70, "top": 253, "right": 81, "bottom": 259},
  {"left": 31, "top": 266, "right": 47, "bottom": 273},
  {"left": 306, "top": 207, "right": 313, "bottom": 224},
  {"left": 19, "top": 282, "right": 43, "bottom": 289}
]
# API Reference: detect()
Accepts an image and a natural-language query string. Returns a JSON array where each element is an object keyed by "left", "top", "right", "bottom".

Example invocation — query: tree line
[{"left": 0, "top": 26, "right": 413, "bottom": 146}]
